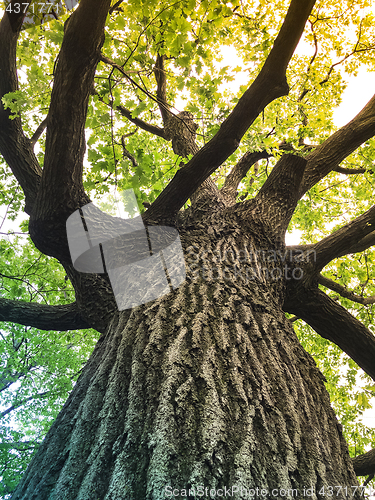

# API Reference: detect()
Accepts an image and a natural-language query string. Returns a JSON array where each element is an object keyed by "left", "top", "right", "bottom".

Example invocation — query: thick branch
[
  {"left": 312, "top": 205, "right": 375, "bottom": 270},
  {"left": 319, "top": 275, "right": 375, "bottom": 305},
  {"left": 153, "top": 55, "right": 222, "bottom": 209},
  {"left": 144, "top": 0, "right": 316, "bottom": 221},
  {"left": 220, "top": 150, "right": 270, "bottom": 202},
  {"left": 300, "top": 93, "right": 375, "bottom": 196},
  {"left": 348, "top": 231, "right": 375, "bottom": 254},
  {"left": 0, "top": 298, "right": 90, "bottom": 330},
  {"left": 289, "top": 229, "right": 375, "bottom": 267},
  {"left": 100, "top": 54, "right": 170, "bottom": 115},
  {"left": 236, "top": 154, "right": 307, "bottom": 236},
  {"left": 0, "top": 4, "right": 42, "bottom": 214},
  {"left": 97, "top": 56, "right": 168, "bottom": 138},
  {"left": 250, "top": 154, "right": 307, "bottom": 234},
  {"left": 30, "top": 0, "right": 111, "bottom": 260},
  {"left": 352, "top": 448, "right": 375, "bottom": 477},
  {"left": 284, "top": 287, "right": 375, "bottom": 381}
]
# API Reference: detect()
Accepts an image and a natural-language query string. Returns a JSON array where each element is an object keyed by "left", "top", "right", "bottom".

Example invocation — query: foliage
[
  {"left": 0, "top": 234, "right": 99, "bottom": 497},
  {"left": 1, "top": 0, "right": 375, "bottom": 495}
]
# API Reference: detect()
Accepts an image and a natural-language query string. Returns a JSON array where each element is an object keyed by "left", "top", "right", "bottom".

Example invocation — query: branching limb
[
  {"left": 352, "top": 448, "right": 375, "bottom": 478},
  {"left": 0, "top": 441, "right": 40, "bottom": 451},
  {"left": 300, "top": 93, "right": 375, "bottom": 196},
  {"left": 152, "top": 54, "right": 222, "bottom": 209},
  {"left": 284, "top": 287, "right": 375, "bottom": 381},
  {"left": 347, "top": 231, "right": 375, "bottom": 255},
  {"left": 165, "top": 111, "right": 225, "bottom": 211},
  {"left": 98, "top": 55, "right": 168, "bottom": 137},
  {"left": 292, "top": 229, "right": 375, "bottom": 271},
  {"left": 238, "top": 154, "right": 307, "bottom": 235},
  {"left": 144, "top": 0, "right": 317, "bottom": 221},
  {"left": 1, "top": 366, "right": 32, "bottom": 393},
  {"left": 30, "top": 0, "right": 112, "bottom": 261},
  {"left": 102, "top": 54, "right": 223, "bottom": 210},
  {"left": 0, "top": 298, "right": 90, "bottom": 331},
  {"left": 0, "top": 3, "right": 42, "bottom": 214},
  {"left": 363, "top": 473, "right": 375, "bottom": 487},
  {"left": 318, "top": 274, "right": 375, "bottom": 305},
  {"left": 220, "top": 151, "right": 270, "bottom": 202},
  {"left": 109, "top": 0, "right": 124, "bottom": 14},
  {"left": 311, "top": 205, "right": 375, "bottom": 271}
]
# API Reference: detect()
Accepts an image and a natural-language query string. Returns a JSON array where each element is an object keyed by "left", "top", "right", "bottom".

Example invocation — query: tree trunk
[{"left": 12, "top": 215, "right": 359, "bottom": 500}]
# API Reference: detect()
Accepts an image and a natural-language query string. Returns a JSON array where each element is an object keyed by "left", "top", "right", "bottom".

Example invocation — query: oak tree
[{"left": 1, "top": 0, "right": 375, "bottom": 498}]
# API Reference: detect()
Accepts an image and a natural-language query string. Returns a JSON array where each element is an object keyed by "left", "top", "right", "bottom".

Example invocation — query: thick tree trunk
[{"left": 12, "top": 217, "right": 359, "bottom": 500}]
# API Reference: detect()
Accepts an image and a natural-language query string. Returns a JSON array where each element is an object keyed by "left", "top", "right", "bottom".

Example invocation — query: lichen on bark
[{"left": 11, "top": 216, "right": 360, "bottom": 500}]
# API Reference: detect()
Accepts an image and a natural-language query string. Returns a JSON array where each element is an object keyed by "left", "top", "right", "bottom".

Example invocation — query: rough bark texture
[
  {"left": 0, "top": 299, "right": 89, "bottom": 331},
  {"left": 12, "top": 215, "right": 360, "bottom": 500},
  {"left": 3, "top": 0, "right": 375, "bottom": 496},
  {"left": 352, "top": 448, "right": 375, "bottom": 477}
]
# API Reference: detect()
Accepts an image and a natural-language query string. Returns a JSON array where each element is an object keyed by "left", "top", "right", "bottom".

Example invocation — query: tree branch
[
  {"left": 165, "top": 111, "right": 225, "bottom": 211},
  {"left": 284, "top": 287, "right": 375, "bottom": 381},
  {"left": 98, "top": 55, "right": 168, "bottom": 137},
  {"left": 154, "top": 53, "right": 171, "bottom": 126},
  {"left": 144, "top": 0, "right": 317, "bottom": 222},
  {"left": 0, "top": 440, "right": 40, "bottom": 451},
  {"left": 109, "top": 0, "right": 124, "bottom": 14},
  {"left": 116, "top": 104, "right": 166, "bottom": 138},
  {"left": 352, "top": 448, "right": 375, "bottom": 478},
  {"left": 220, "top": 150, "right": 270, "bottom": 202},
  {"left": 238, "top": 154, "right": 307, "bottom": 235},
  {"left": 1, "top": 391, "right": 50, "bottom": 418},
  {"left": 334, "top": 166, "right": 366, "bottom": 175},
  {"left": 30, "top": 0, "right": 112, "bottom": 260},
  {"left": 121, "top": 134, "right": 138, "bottom": 167},
  {"left": 30, "top": 116, "right": 48, "bottom": 147},
  {"left": 0, "top": 298, "right": 90, "bottom": 330},
  {"left": 100, "top": 54, "right": 171, "bottom": 115},
  {"left": 152, "top": 54, "right": 222, "bottom": 209},
  {"left": 318, "top": 274, "right": 375, "bottom": 305},
  {"left": 311, "top": 205, "right": 375, "bottom": 271},
  {"left": 101, "top": 54, "right": 223, "bottom": 210},
  {"left": 0, "top": 3, "right": 42, "bottom": 214},
  {"left": 347, "top": 231, "right": 375, "bottom": 254},
  {"left": 300, "top": 93, "right": 375, "bottom": 196}
]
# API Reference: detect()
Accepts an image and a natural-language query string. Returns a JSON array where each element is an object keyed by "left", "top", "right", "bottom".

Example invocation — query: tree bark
[
  {"left": 12, "top": 217, "right": 361, "bottom": 500},
  {"left": 352, "top": 448, "right": 375, "bottom": 477},
  {"left": 0, "top": 298, "right": 89, "bottom": 331}
]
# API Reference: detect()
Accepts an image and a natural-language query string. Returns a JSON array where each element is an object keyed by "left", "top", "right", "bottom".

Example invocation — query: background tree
[{"left": 1, "top": 0, "right": 375, "bottom": 498}]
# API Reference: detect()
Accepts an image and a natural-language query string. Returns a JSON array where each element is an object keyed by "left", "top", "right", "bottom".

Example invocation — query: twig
[{"left": 319, "top": 274, "right": 375, "bottom": 305}]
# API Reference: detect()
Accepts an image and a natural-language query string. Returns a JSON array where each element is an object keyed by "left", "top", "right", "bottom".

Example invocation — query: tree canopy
[{"left": 1, "top": 0, "right": 375, "bottom": 497}]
